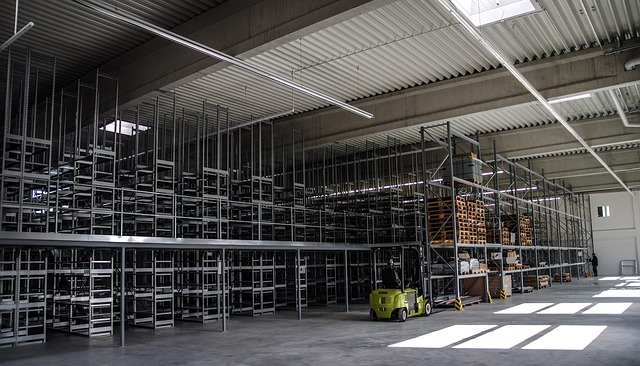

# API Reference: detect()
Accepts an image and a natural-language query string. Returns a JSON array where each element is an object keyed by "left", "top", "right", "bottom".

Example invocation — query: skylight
[
  {"left": 451, "top": 0, "right": 540, "bottom": 26},
  {"left": 101, "top": 120, "right": 150, "bottom": 136}
]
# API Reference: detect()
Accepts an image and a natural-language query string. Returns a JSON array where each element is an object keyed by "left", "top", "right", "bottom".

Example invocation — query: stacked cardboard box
[
  {"left": 504, "top": 250, "right": 519, "bottom": 270},
  {"left": 442, "top": 153, "right": 483, "bottom": 185},
  {"left": 489, "top": 274, "right": 512, "bottom": 297}
]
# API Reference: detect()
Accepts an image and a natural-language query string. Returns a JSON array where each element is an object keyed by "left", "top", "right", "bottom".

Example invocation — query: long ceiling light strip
[
  {"left": 0, "top": 21, "right": 34, "bottom": 51},
  {"left": 74, "top": 0, "right": 373, "bottom": 119},
  {"left": 438, "top": 0, "right": 634, "bottom": 197}
]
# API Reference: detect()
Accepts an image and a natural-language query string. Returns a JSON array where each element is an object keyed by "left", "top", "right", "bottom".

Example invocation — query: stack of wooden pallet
[
  {"left": 428, "top": 197, "right": 489, "bottom": 244},
  {"left": 553, "top": 272, "right": 572, "bottom": 282},
  {"left": 467, "top": 200, "right": 487, "bottom": 244},
  {"left": 501, "top": 214, "right": 532, "bottom": 245},
  {"left": 487, "top": 226, "right": 510, "bottom": 244},
  {"left": 524, "top": 274, "right": 550, "bottom": 288},
  {"left": 427, "top": 197, "right": 467, "bottom": 244}
]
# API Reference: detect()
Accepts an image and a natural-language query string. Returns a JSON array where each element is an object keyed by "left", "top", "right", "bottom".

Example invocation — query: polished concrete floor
[{"left": 2, "top": 276, "right": 639, "bottom": 366}]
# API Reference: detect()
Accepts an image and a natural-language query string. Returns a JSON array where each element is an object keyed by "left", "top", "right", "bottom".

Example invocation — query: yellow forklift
[{"left": 369, "top": 247, "right": 432, "bottom": 322}]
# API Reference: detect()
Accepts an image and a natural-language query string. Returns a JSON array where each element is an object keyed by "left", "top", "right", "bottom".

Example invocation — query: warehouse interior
[{"left": 1, "top": 0, "right": 639, "bottom": 364}]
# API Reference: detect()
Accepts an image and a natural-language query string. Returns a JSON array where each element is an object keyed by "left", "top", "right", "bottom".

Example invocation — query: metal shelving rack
[
  {"left": 0, "top": 248, "right": 47, "bottom": 347},
  {"left": 51, "top": 70, "right": 119, "bottom": 236},
  {"left": 48, "top": 248, "right": 113, "bottom": 336},
  {"left": 420, "top": 122, "right": 591, "bottom": 306},
  {"left": 305, "top": 252, "right": 339, "bottom": 306},
  {"left": 284, "top": 253, "right": 307, "bottom": 309},
  {"left": 347, "top": 251, "right": 371, "bottom": 302},
  {"left": 127, "top": 249, "right": 174, "bottom": 328},
  {"left": 0, "top": 38, "right": 596, "bottom": 336},
  {"left": 1, "top": 47, "right": 56, "bottom": 234},
  {"left": 230, "top": 251, "right": 276, "bottom": 316},
  {"left": 175, "top": 250, "right": 228, "bottom": 322}
]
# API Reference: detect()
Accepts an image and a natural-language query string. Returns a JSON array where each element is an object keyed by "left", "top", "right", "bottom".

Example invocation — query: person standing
[{"left": 591, "top": 253, "right": 599, "bottom": 276}]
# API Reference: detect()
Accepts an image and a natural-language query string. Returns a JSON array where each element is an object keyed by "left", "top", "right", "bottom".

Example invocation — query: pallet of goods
[
  {"left": 524, "top": 274, "right": 550, "bottom": 288},
  {"left": 553, "top": 272, "right": 571, "bottom": 282},
  {"left": 442, "top": 152, "right": 483, "bottom": 186}
]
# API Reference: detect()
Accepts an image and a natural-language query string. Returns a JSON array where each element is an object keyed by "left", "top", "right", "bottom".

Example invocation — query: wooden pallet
[
  {"left": 431, "top": 240, "right": 454, "bottom": 245},
  {"left": 471, "top": 268, "right": 489, "bottom": 274},
  {"left": 462, "top": 296, "right": 483, "bottom": 306}
]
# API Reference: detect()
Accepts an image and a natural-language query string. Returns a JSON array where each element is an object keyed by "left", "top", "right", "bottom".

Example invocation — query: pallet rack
[{"left": 420, "top": 122, "right": 590, "bottom": 304}]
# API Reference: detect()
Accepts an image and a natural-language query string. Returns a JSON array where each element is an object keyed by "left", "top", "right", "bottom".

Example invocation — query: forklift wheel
[
  {"left": 369, "top": 309, "right": 378, "bottom": 321},
  {"left": 424, "top": 302, "right": 432, "bottom": 317},
  {"left": 397, "top": 308, "right": 407, "bottom": 322}
]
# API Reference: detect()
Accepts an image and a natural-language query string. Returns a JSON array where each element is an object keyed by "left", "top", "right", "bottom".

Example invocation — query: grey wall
[{"left": 590, "top": 191, "right": 640, "bottom": 276}]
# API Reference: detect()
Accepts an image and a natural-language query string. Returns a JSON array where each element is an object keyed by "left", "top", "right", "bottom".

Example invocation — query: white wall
[{"left": 590, "top": 190, "right": 640, "bottom": 276}]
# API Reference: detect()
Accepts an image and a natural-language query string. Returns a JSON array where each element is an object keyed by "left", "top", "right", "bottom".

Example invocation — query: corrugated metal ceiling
[
  {"left": 0, "top": 0, "right": 638, "bottom": 157},
  {"left": 171, "top": 0, "right": 640, "bottom": 135},
  {"left": 0, "top": 0, "right": 228, "bottom": 89}
]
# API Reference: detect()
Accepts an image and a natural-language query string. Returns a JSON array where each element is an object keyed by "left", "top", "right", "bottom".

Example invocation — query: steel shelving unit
[
  {"left": 0, "top": 248, "right": 47, "bottom": 347},
  {"left": 175, "top": 250, "right": 228, "bottom": 322},
  {"left": 48, "top": 248, "right": 113, "bottom": 337},
  {"left": 230, "top": 251, "right": 276, "bottom": 316},
  {"left": 127, "top": 249, "right": 174, "bottom": 328}
]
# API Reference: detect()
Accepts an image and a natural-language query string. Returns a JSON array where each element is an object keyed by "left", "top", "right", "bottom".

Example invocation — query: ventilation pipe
[
  {"left": 608, "top": 89, "right": 640, "bottom": 128},
  {"left": 624, "top": 57, "right": 640, "bottom": 71}
]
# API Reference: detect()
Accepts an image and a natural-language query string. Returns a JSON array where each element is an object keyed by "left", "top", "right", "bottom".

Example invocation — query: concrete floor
[{"left": 2, "top": 276, "right": 639, "bottom": 366}]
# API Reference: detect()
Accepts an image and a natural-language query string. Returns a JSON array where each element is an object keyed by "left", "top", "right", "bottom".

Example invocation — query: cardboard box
[
  {"left": 463, "top": 276, "right": 486, "bottom": 298},
  {"left": 489, "top": 274, "right": 512, "bottom": 297}
]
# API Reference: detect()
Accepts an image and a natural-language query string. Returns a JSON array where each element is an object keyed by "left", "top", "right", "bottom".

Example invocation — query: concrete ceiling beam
[
  {"left": 480, "top": 115, "right": 640, "bottom": 159},
  {"left": 275, "top": 38, "right": 640, "bottom": 149}
]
